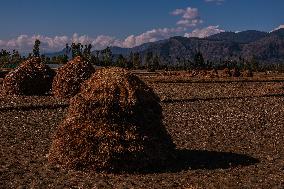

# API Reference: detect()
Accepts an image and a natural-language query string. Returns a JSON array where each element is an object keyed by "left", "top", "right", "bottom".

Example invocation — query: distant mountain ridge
[{"left": 45, "top": 29, "right": 284, "bottom": 65}]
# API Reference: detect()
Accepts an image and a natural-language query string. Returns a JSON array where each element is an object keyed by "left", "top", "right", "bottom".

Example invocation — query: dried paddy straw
[
  {"left": 242, "top": 70, "right": 253, "bottom": 77},
  {"left": 52, "top": 56, "right": 95, "bottom": 98},
  {"left": 2, "top": 57, "right": 55, "bottom": 95},
  {"left": 231, "top": 68, "right": 241, "bottom": 77},
  {"left": 48, "top": 67, "right": 175, "bottom": 172},
  {"left": 220, "top": 68, "right": 232, "bottom": 78}
]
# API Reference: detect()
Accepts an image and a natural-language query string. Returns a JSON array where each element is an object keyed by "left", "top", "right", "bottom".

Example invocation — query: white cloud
[
  {"left": 128, "top": 27, "right": 185, "bottom": 47},
  {"left": 171, "top": 9, "right": 185, "bottom": 16},
  {"left": 0, "top": 34, "right": 70, "bottom": 53},
  {"left": 0, "top": 27, "right": 186, "bottom": 52},
  {"left": 271, "top": 24, "right": 284, "bottom": 32},
  {"left": 171, "top": 7, "right": 203, "bottom": 28},
  {"left": 184, "top": 25, "right": 225, "bottom": 38}
]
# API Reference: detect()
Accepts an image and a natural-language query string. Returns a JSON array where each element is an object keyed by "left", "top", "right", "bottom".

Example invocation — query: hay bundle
[
  {"left": 242, "top": 70, "right": 253, "bottom": 77},
  {"left": 220, "top": 68, "right": 232, "bottom": 78},
  {"left": 2, "top": 57, "right": 55, "bottom": 95},
  {"left": 231, "top": 68, "right": 241, "bottom": 77},
  {"left": 189, "top": 70, "right": 199, "bottom": 77},
  {"left": 49, "top": 67, "right": 175, "bottom": 172},
  {"left": 198, "top": 70, "right": 208, "bottom": 78},
  {"left": 52, "top": 56, "right": 95, "bottom": 98},
  {"left": 206, "top": 69, "right": 219, "bottom": 78}
]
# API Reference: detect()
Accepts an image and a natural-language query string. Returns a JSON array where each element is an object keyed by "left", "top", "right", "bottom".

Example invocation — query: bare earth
[{"left": 0, "top": 74, "right": 284, "bottom": 188}]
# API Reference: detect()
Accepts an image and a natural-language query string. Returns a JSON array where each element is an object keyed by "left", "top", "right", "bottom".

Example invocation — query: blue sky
[{"left": 0, "top": 0, "right": 283, "bottom": 52}]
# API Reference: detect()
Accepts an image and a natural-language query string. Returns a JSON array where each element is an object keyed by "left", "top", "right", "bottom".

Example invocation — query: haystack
[
  {"left": 198, "top": 70, "right": 208, "bottom": 78},
  {"left": 2, "top": 57, "right": 55, "bottom": 95},
  {"left": 206, "top": 69, "right": 219, "bottom": 78},
  {"left": 48, "top": 67, "right": 175, "bottom": 172},
  {"left": 52, "top": 56, "right": 95, "bottom": 98},
  {"left": 189, "top": 70, "right": 199, "bottom": 77},
  {"left": 242, "top": 70, "right": 253, "bottom": 77},
  {"left": 231, "top": 68, "right": 241, "bottom": 77},
  {"left": 220, "top": 68, "right": 232, "bottom": 78}
]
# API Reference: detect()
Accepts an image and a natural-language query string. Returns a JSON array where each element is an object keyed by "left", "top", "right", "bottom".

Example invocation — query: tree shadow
[{"left": 121, "top": 149, "right": 259, "bottom": 174}]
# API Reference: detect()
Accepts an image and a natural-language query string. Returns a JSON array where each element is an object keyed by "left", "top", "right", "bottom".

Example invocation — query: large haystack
[
  {"left": 220, "top": 68, "right": 232, "bottom": 78},
  {"left": 231, "top": 68, "right": 241, "bottom": 77},
  {"left": 52, "top": 56, "right": 95, "bottom": 98},
  {"left": 2, "top": 58, "right": 55, "bottom": 95},
  {"left": 48, "top": 67, "right": 175, "bottom": 172}
]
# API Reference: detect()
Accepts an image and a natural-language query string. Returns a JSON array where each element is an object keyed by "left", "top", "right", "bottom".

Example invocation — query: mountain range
[{"left": 45, "top": 29, "right": 284, "bottom": 65}]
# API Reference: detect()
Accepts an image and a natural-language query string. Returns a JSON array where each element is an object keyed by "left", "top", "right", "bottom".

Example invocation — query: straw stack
[
  {"left": 48, "top": 67, "right": 175, "bottom": 172},
  {"left": 52, "top": 56, "right": 95, "bottom": 98},
  {"left": 2, "top": 57, "right": 55, "bottom": 95}
]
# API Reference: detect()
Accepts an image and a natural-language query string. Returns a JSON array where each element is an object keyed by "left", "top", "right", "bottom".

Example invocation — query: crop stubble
[{"left": 0, "top": 75, "right": 284, "bottom": 188}]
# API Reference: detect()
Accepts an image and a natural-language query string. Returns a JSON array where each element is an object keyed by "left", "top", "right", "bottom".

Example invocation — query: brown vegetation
[
  {"left": 205, "top": 69, "right": 219, "bottom": 78},
  {"left": 220, "top": 68, "right": 232, "bottom": 78},
  {"left": 242, "top": 69, "right": 254, "bottom": 77},
  {"left": 52, "top": 56, "right": 95, "bottom": 99},
  {"left": 2, "top": 57, "right": 55, "bottom": 95},
  {"left": 48, "top": 67, "right": 175, "bottom": 172},
  {"left": 1, "top": 72, "right": 284, "bottom": 188},
  {"left": 231, "top": 68, "right": 241, "bottom": 77}
]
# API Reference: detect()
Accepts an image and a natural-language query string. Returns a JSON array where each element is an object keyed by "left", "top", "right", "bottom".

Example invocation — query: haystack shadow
[{"left": 119, "top": 149, "right": 259, "bottom": 174}]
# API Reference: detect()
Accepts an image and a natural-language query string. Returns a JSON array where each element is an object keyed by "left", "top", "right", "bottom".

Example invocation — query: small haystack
[
  {"left": 52, "top": 56, "right": 95, "bottom": 99},
  {"left": 220, "top": 68, "right": 232, "bottom": 78},
  {"left": 48, "top": 67, "right": 175, "bottom": 172},
  {"left": 2, "top": 57, "right": 55, "bottom": 95},
  {"left": 206, "top": 69, "right": 219, "bottom": 78},
  {"left": 242, "top": 70, "right": 253, "bottom": 77},
  {"left": 189, "top": 70, "right": 199, "bottom": 77},
  {"left": 198, "top": 70, "right": 208, "bottom": 78},
  {"left": 231, "top": 68, "right": 241, "bottom": 77}
]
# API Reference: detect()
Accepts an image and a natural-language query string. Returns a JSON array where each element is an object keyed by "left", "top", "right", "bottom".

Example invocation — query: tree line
[{"left": 1, "top": 39, "right": 284, "bottom": 72}]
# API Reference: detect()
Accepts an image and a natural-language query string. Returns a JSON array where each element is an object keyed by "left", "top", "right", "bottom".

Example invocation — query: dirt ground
[{"left": 0, "top": 74, "right": 284, "bottom": 188}]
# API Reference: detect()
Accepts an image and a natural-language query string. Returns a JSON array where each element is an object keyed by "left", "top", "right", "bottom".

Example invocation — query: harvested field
[{"left": 0, "top": 73, "right": 284, "bottom": 188}]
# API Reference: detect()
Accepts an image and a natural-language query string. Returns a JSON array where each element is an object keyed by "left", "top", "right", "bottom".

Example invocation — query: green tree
[
  {"left": 152, "top": 55, "right": 160, "bottom": 70},
  {"left": 116, "top": 54, "right": 127, "bottom": 67},
  {"left": 0, "top": 49, "right": 11, "bottom": 68},
  {"left": 250, "top": 55, "right": 259, "bottom": 72},
  {"left": 33, "top": 39, "right": 41, "bottom": 57},
  {"left": 133, "top": 52, "right": 141, "bottom": 69},
  {"left": 10, "top": 50, "right": 22, "bottom": 67},
  {"left": 194, "top": 51, "right": 205, "bottom": 69},
  {"left": 101, "top": 47, "right": 113, "bottom": 66},
  {"left": 145, "top": 51, "right": 153, "bottom": 71},
  {"left": 71, "top": 43, "right": 83, "bottom": 58},
  {"left": 83, "top": 44, "right": 93, "bottom": 61}
]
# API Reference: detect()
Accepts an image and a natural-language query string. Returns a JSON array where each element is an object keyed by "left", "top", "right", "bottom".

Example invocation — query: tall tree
[
  {"left": 101, "top": 47, "right": 113, "bottom": 66},
  {"left": 116, "top": 54, "right": 127, "bottom": 68},
  {"left": 33, "top": 39, "right": 41, "bottom": 57},
  {"left": 152, "top": 55, "right": 160, "bottom": 70},
  {"left": 83, "top": 44, "right": 93, "bottom": 61},
  {"left": 194, "top": 51, "right": 205, "bottom": 69},
  {"left": 133, "top": 52, "right": 141, "bottom": 69},
  {"left": 0, "top": 49, "right": 11, "bottom": 68},
  {"left": 145, "top": 51, "right": 153, "bottom": 71},
  {"left": 71, "top": 43, "right": 83, "bottom": 58}
]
